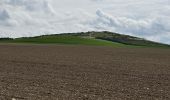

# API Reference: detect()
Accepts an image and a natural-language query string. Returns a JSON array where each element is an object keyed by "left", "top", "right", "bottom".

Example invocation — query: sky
[{"left": 0, "top": 0, "right": 170, "bottom": 44}]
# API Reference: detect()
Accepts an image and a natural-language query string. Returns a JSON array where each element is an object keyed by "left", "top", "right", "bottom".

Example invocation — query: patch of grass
[{"left": 0, "top": 35, "right": 129, "bottom": 47}]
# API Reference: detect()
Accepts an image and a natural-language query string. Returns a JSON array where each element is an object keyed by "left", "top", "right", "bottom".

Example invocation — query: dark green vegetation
[{"left": 0, "top": 31, "right": 169, "bottom": 47}]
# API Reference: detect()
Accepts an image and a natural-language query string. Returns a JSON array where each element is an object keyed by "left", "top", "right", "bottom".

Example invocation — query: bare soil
[{"left": 0, "top": 44, "right": 170, "bottom": 100}]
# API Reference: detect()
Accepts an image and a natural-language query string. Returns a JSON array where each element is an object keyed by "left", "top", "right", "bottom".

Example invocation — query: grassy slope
[
  {"left": 0, "top": 31, "right": 169, "bottom": 48},
  {"left": 68, "top": 31, "right": 170, "bottom": 48},
  {"left": 0, "top": 35, "right": 128, "bottom": 47}
]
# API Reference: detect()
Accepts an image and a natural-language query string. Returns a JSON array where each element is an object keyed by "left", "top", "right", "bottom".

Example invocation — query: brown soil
[{"left": 0, "top": 44, "right": 170, "bottom": 100}]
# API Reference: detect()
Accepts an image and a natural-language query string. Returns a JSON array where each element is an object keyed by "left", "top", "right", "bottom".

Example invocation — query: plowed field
[{"left": 0, "top": 44, "right": 170, "bottom": 100}]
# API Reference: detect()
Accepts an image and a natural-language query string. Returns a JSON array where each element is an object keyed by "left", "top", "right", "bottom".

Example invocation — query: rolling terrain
[
  {"left": 0, "top": 31, "right": 169, "bottom": 48},
  {"left": 0, "top": 32, "right": 170, "bottom": 99}
]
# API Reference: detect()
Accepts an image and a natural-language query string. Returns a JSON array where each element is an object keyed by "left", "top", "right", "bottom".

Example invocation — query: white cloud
[{"left": 0, "top": 0, "right": 170, "bottom": 44}]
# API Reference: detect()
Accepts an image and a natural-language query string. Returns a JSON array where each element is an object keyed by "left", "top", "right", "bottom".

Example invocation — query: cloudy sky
[{"left": 0, "top": 0, "right": 170, "bottom": 44}]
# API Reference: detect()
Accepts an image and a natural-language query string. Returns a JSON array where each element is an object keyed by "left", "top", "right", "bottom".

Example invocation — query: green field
[
  {"left": 0, "top": 31, "right": 169, "bottom": 48},
  {"left": 0, "top": 35, "right": 129, "bottom": 47}
]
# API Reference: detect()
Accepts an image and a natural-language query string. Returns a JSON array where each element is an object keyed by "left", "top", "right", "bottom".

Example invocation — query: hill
[{"left": 0, "top": 31, "right": 169, "bottom": 48}]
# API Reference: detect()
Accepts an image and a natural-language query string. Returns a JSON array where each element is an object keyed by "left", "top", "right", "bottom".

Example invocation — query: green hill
[
  {"left": 0, "top": 35, "right": 128, "bottom": 47},
  {"left": 0, "top": 31, "right": 169, "bottom": 48}
]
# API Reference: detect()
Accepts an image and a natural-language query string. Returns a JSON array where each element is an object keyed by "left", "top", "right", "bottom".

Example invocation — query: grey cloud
[{"left": 0, "top": 9, "right": 10, "bottom": 20}]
